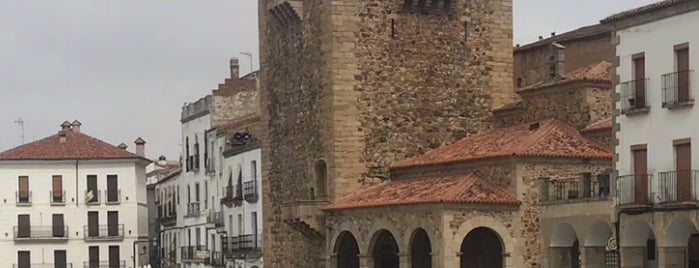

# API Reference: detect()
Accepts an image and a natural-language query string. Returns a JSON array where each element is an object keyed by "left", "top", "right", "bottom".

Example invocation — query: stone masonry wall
[{"left": 494, "top": 85, "right": 611, "bottom": 130}]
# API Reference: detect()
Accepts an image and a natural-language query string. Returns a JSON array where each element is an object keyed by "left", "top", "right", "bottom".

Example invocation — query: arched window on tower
[{"left": 314, "top": 160, "right": 328, "bottom": 199}]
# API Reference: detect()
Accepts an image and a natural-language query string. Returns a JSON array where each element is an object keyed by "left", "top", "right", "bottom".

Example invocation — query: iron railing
[
  {"left": 207, "top": 211, "right": 222, "bottom": 226},
  {"left": 83, "top": 261, "right": 125, "bottom": 268},
  {"left": 239, "top": 234, "right": 262, "bottom": 250},
  {"left": 158, "top": 205, "right": 177, "bottom": 226},
  {"left": 617, "top": 174, "right": 653, "bottom": 205},
  {"left": 662, "top": 70, "right": 694, "bottom": 107},
  {"left": 657, "top": 170, "right": 699, "bottom": 203},
  {"left": 186, "top": 202, "right": 200, "bottom": 218},
  {"left": 16, "top": 191, "right": 32, "bottom": 206},
  {"left": 207, "top": 251, "right": 225, "bottom": 267},
  {"left": 244, "top": 180, "right": 259, "bottom": 202},
  {"left": 13, "top": 225, "right": 69, "bottom": 240},
  {"left": 181, "top": 245, "right": 207, "bottom": 262},
  {"left": 620, "top": 78, "right": 649, "bottom": 114},
  {"left": 105, "top": 189, "right": 121, "bottom": 205},
  {"left": 14, "top": 264, "right": 73, "bottom": 268},
  {"left": 84, "top": 190, "right": 100, "bottom": 205},
  {"left": 541, "top": 173, "right": 610, "bottom": 203},
  {"left": 50, "top": 190, "right": 66, "bottom": 205},
  {"left": 83, "top": 224, "right": 124, "bottom": 241}
]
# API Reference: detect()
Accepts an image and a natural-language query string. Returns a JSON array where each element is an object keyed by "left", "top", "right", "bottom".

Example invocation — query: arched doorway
[
  {"left": 335, "top": 231, "right": 359, "bottom": 268},
  {"left": 410, "top": 228, "right": 431, "bottom": 268},
  {"left": 663, "top": 217, "right": 698, "bottom": 268},
  {"left": 583, "top": 221, "right": 613, "bottom": 268},
  {"left": 372, "top": 230, "right": 399, "bottom": 268},
  {"left": 460, "top": 227, "right": 503, "bottom": 268},
  {"left": 620, "top": 220, "right": 656, "bottom": 268},
  {"left": 550, "top": 223, "right": 580, "bottom": 268}
]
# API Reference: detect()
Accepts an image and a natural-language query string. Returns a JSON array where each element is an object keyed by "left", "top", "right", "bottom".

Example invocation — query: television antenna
[
  {"left": 14, "top": 118, "right": 24, "bottom": 145},
  {"left": 239, "top": 52, "right": 254, "bottom": 74}
]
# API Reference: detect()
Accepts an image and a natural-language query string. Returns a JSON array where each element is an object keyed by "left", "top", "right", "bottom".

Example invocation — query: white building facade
[
  {"left": 607, "top": 1, "right": 699, "bottom": 267},
  {"left": 0, "top": 121, "right": 150, "bottom": 268}
]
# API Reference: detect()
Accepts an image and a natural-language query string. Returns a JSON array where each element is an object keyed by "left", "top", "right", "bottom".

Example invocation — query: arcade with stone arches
[
  {"left": 619, "top": 215, "right": 699, "bottom": 268},
  {"left": 329, "top": 216, "right": 515, "bottom": 268},
  {"left": 548, "top": 221, "right": 615, "bottom": 268}
]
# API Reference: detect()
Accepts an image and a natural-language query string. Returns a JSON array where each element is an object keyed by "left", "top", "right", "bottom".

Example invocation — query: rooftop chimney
[
  {"left": 71, "top": 120, "right": 82, "bottom": 133},
  {"left": 230, "top": 57, "right": 240, "bottom": 79},
  {"left": 118, "top": 143, "right": 128, "bottom": 150},
  {"left": 134, "top": 137, "right": 146, "bottom": 157},
  {"left": 58, "top": 130, "right": 67, "bottom": 143},
  {"left": 60, "top": 121, "right": 71, "bottom": 131}
]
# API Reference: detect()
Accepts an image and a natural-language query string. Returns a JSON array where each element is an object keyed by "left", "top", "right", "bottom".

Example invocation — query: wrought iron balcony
[
  {"left": 617, "top": 174, "right": 653, "bottom": 206},
  {"left": 84, "top": 190, "right": 100, "bottom": 205},
  {"left": 105, "top": 189, "right": 121, "bottom": 205},
  {"left": 662, "top": 70, "right": 694, "bottom": 108},
  {"left": 157, "top": 205, "right": 177, "bottom": 227},
  {"left": 244, "top": 180, "right": 259, "bottom": 202},
  {"left": 13, "top": 225, "right": 69, "bottom": 241},
  {"left": 14, "top": 264, "right": 73, "bottom": 268},
  {"left": 83, "top": 261, "right": 125, "bottom": 268},
  {"left": 16, "top": 191, "right": 32, "bottom": 206},
  {"left": 657, "top": 170, "right": 699, "bottom": 203},
  {"left": 186, "top": 202, "right": 200, "bottom": 218},
  {"left": 207, "top": 251, "right": 225, "bottom": 267},
  {"left": 50, "top": 190, "right": 66, "bottom": 206},
  {"left": 621, "top": 78, "right": 650, "bottom": 114},
  {"left": 207, "top": 211, "right": 222, "bottom": 226},
  {"left": 539, "top": 173, "right": 611, "bottom": 204},
  {"left": 221, "top": 185, "right": 243, "bottom": 207},
  {"left": 181, "top": 245, "right": 207, "bottom": 262},
  {"left": 239, "top": 234, "right": 263, "bottom": 250},
  {"left": 83, "top": 224, "right": 124, "bottom": 241}
]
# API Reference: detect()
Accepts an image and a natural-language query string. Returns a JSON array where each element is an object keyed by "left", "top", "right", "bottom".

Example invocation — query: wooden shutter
[
  {"left": 107, "top": 175, "right": 118, "bottom": 202},
  {"left": 677, "top": 48, "right": 690, "bottom": 102},
  {"left": 52, "top": 175, "right": 62, "bottom": 201},
  {"left": 89, "top": 246, "right": 99, "bottom": 267},
  {"left": 677, "top": 143, "right": 692, "bottom": 201},
  {"left": 18, "top": 176, "right": 29, "bottom": 201},
  {"left": 88, "top": 211, "right": 99, "bottom": 237},
  {"left": 52, "top": 214, "right": 65, "bottom": 238},
  {"left": 18, "top": 251, "right": 30, "bottom": 268},
  {"left": 109, "top": 246, "right": 120, "bottom": 268},
  {"left": 17, "top": 215, "right": 30, "bottom": 238},
  {"left": 108, "top": 211, "right": 119, "bottom": 237},
  {"left": 634, "top": 56, "right": 646, "bottom": 108},
  {"left": 54, "top": 250, "right": 67, "bottom": 268},
  {"left": 633, "top": 149, "right": 648, "bottom": 204}
]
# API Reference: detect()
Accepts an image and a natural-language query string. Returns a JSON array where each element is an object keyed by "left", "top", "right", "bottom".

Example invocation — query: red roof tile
[
  {"left": 518, "top": 61, "right": 612, "bottom": 93},
  {"left": 582, "top": 118, "right": 613, "bottom": 133},
  {"left": 0, "top": 130, "right": 142, "bottom": 160},
  {"left": 392, "top": 119, "right": 612, "bottom": 168},
  {"left": 324, "top": 173, "right": 520, "bottom": 210},
  {"left": 601, "top": 0, "right": 691, "bottom": 23}
]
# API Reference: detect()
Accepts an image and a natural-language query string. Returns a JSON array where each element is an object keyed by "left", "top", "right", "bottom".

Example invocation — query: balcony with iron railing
[
  {"left": 207, "top": 211, "right": 222, "bottom": 227},
  {"left": 83, "top": 261, "right": 125, "bottom": 268},
  {"left": 181, "top": 245, "right": 207, "bottom": 262},
  {"left": 84, "top": 190, "right": 101, "bottom": 205},
  {"left": 621, "top": 78, "right": 650, "bottom": 115},
  {"left": 539, "top": 173, "right": 611, "bottom": 204},
  {"left": 657, "top": 170, "right": 699, "bottom": 204},
  {"left": 224, "top": 234, "right": 262, "bottom": 255},
  {"left": 244, "top": 180, "right": 259, "bottom": 202},
  {"left": 14, "top": 264, "right": 73, "bottom": 268},
  {"left": 83, "top": 224, "right": 124, "bottom": 241},
  {"left": 221, "top": 185, "right": 244, "bottom": 207},
  {"left": 207, "top": 251, "right": 225, "bottom": 267},
  {"left": 16, "top": 191, "right": 32, "bottom": 206},
  {"left": 157, "top": 205, "right": 177, "bottom": 227},
  {"left": 105, "top": 189, "right": 121, "bottom": 205},
  {"left": 185, "top": 202, "right": 200, "bottom": 218},
  {"left": 617, "top": 174, "right": 653, "bottom": 207},
  {"left": 50, "top": 190, "right": 66, "bottom": 206},
  {"left": 662, "top": 70, "right": 694, "bottom": 108},
  {"left": 13, "top": 225, "right": 69, "bottom": 241}
]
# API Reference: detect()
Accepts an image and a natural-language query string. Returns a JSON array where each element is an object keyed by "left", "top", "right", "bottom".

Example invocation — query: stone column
[
  {"left": 549, "top": 247, "right": 573, "bottom": 268},
  {"left": 620, "top": 247, "right": 645, "bottom": 268},
  {"left": 581, "top": 246, "right": 606, "bottom": 268},
  {"left": 658, "top": 247, "right": 686, "bottom": 268},
  {"left": 399, "top": 252, "right": 410, "bottom": 268},
  {"left": 358, "top": 254, "right": 373, "bottom": 268},
  {"left": 328, "top": 254, "right": 338, "bottom": 268},
  {"left": 444, "top": 252, "right": 461, "bottom": 268}
]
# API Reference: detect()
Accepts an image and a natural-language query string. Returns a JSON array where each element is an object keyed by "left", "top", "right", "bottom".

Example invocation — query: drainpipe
[{"left": 75, "top": 160, "right": 79, "bottom": 207}]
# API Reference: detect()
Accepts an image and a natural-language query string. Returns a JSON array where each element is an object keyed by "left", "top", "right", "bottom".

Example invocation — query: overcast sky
[{"left": 0, "top": 0, "right": 658, "bottom": 160}]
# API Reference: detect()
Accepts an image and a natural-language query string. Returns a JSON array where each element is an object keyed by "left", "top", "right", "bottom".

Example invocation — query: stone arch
[
  {"left": 450, "top": 216, "right": 515, "bottom": 267},
  {"left": 334, "top": 231, "right": 360, "bottom": 268},
  {"left": 370, "top": 229, "right": 400, "bottom": 268},
  {"left": 550, "top": 223, "right": 581, "bottom": 268},
  {"left": 662, "top": 217, "right": 698, "bottom": 247},
  {"left": 551, "top": 222, "right": 579, "bottom": 247},
  {"left": 314, "top": 160, "right": 328, "bottom": 198},
  {"left": 621, "top": 219, "right": 654, "bottom": 247},
  {"left": 460, "top": 227, "right": 504, "bottom": 268},
  {"left": 583, "top": 221, "right": 613, "bottom": 247},
  {"left": 409, "top": 228, "right": 432, "bottom": 268}
]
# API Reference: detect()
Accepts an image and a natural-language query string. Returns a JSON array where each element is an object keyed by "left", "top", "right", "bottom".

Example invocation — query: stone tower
[{"left": 257, "top": 0, "right": 514, "bottom": 267}]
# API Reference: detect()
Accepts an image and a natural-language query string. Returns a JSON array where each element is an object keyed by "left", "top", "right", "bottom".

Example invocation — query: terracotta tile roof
[
  {"left": 392, "top": 119, "right": 612, "bottom": 168},
  {"left": 517, "top": 61, "right": 612, "bottom": 93},
  {"left": 582, "top": 118, "right": 613, "bottom": 133},
  {"left": 601, "top": 0, "right": 691, "bottom": 23},
  {"left": 0, "top": 130, "right": 142, "bottom": 161},
  {"left": 323, "top": 173, "right": 520, "bottom": 210},
  {"left": 515, "top": 24, "right": 611, "bottom": 52}
]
